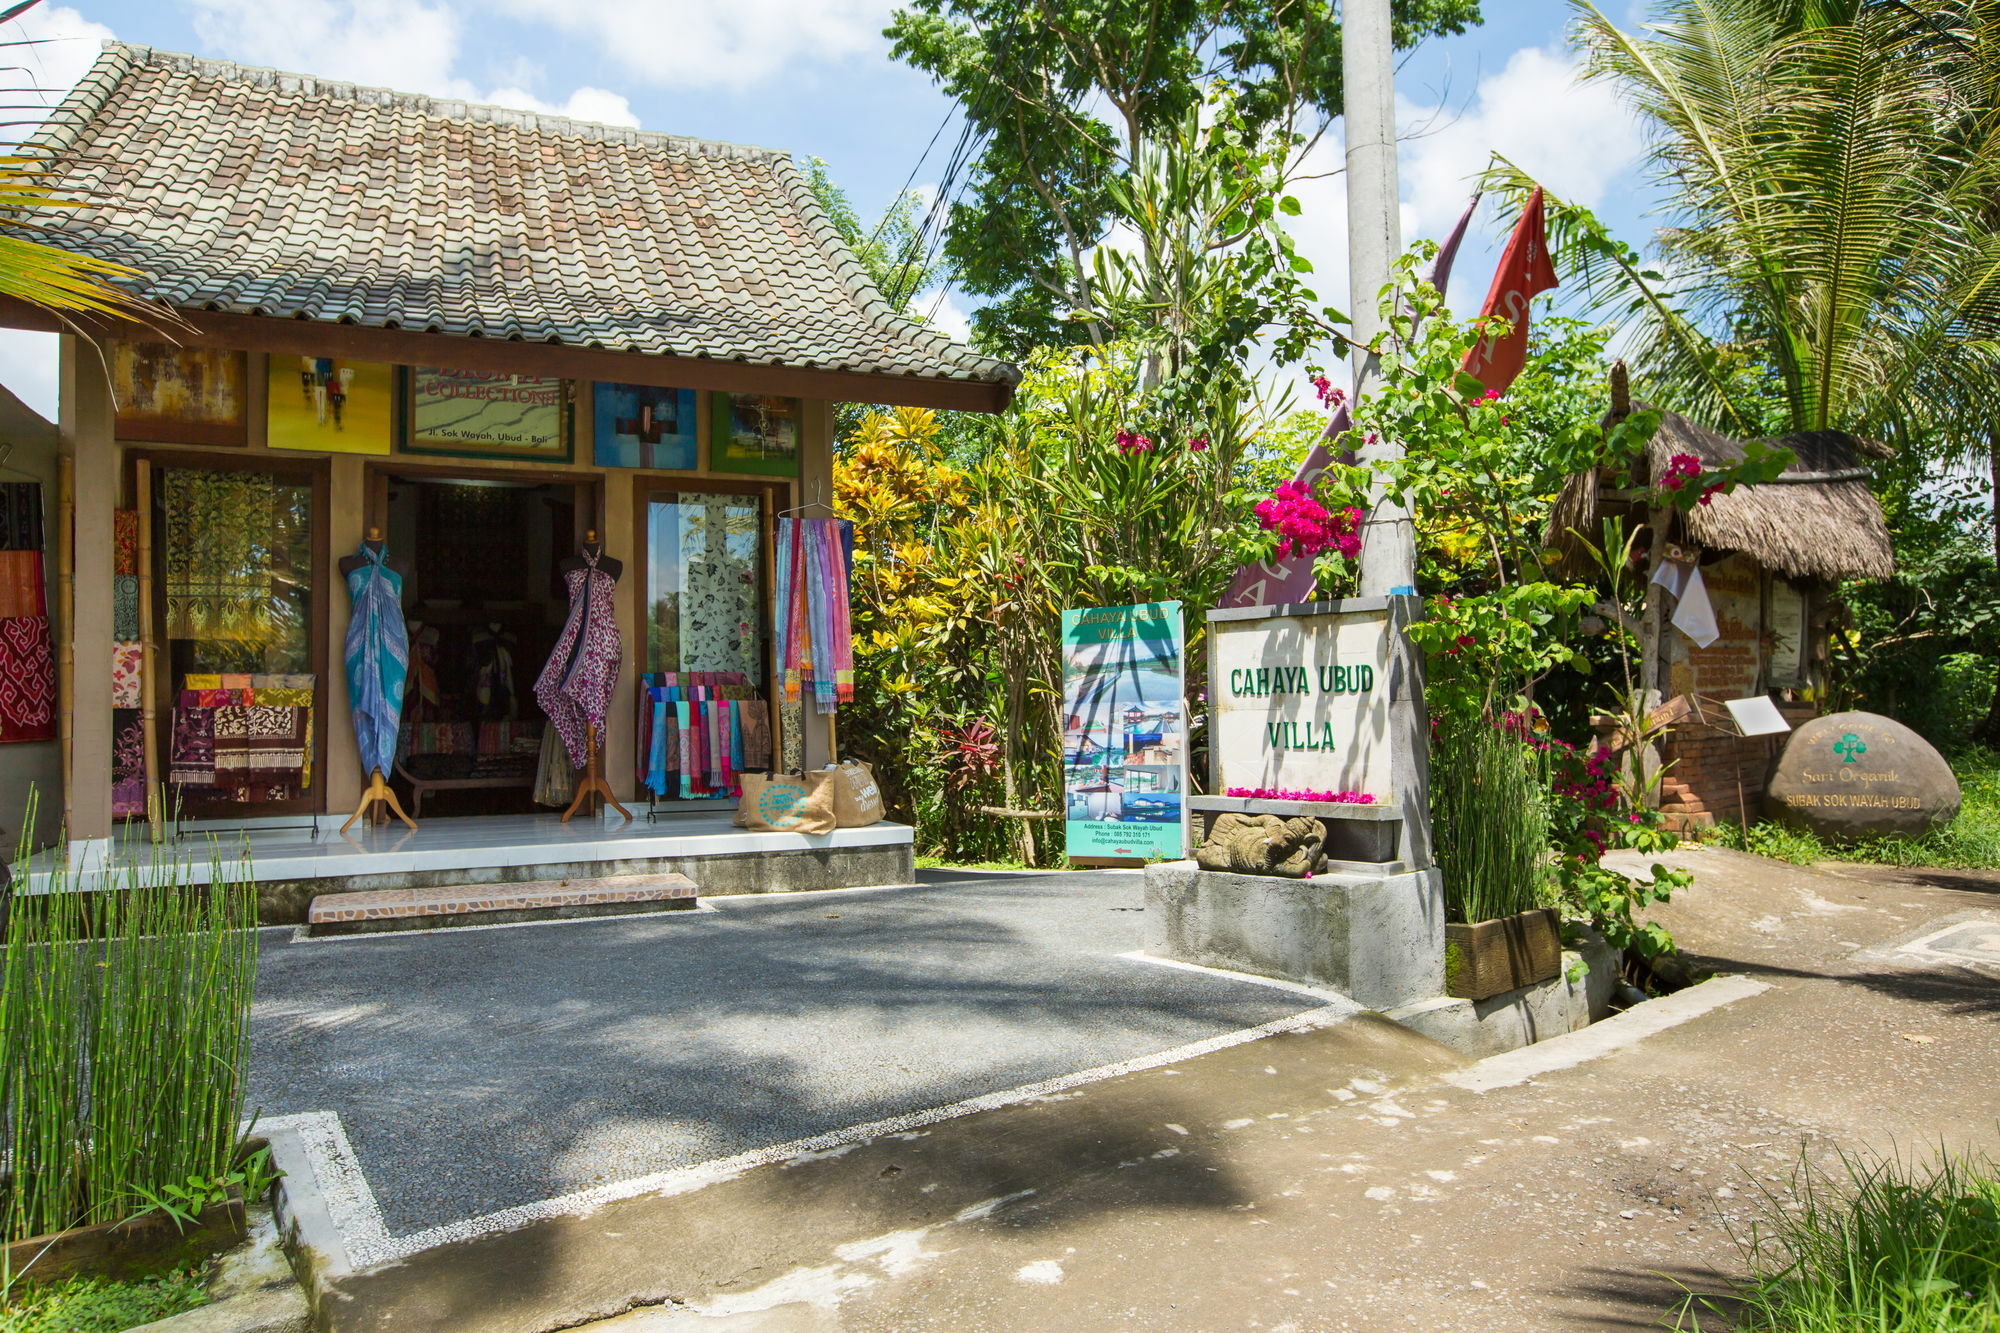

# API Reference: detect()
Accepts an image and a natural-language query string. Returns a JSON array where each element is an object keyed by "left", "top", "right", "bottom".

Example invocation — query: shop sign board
[
  {"left": 1061, "top": 602, "right": 1187, "bottom": 861},
  {"left": 1209, "top": 604, "right": 1396, "bottom": 801}
]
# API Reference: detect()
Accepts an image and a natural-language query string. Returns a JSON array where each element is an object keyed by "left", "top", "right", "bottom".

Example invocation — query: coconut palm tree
[
  {"left": 0, "top": 9, "right": 157, "bottom": 325},
  {"left": 1489, "top": 0, "right": 2000, "bottom": 453}
]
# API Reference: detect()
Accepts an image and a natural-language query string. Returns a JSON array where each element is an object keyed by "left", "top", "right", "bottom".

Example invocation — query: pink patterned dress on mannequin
[{"left": 535, "top": 550, "right": 621, "bottom": 768}]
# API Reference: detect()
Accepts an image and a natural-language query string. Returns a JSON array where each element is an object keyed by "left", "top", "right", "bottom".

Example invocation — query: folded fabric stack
[
  {"left": 635, "top": 671, "right": 773, "bottom": 799},
  {"left": 169, "top": 672, "right": 315, "bottom": 801},
  {"left": 0, "top": 482, "right": 55, "bottom": 745}
]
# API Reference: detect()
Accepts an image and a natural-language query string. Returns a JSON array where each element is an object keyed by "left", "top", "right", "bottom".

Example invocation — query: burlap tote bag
[
  {"left": 826, "top": 759, "right": 885, "bottom": 827},
  {"left": 737, "top": 771, "right": 836, "bottom": 835}
]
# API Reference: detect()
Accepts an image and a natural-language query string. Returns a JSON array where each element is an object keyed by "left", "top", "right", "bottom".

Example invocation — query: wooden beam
[{"left": 0, "top": 298, "right": 1017, "bottom": 415}]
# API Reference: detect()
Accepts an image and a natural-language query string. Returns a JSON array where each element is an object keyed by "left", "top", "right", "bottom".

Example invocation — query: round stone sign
[{"left": 1765, "top": 711, "right": 1960, "bottom": 843}]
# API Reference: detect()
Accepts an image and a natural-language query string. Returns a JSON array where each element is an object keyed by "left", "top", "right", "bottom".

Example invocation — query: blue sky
[{"left": 0, "top": 1, "right": 1659, "bottom": 416}]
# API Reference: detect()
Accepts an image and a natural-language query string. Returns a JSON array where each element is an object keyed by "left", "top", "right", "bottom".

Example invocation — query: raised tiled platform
[
  {"left": 307, "top": 873, "right": 700, "bottom": 936},
  {"left": 24, "top": 811, "right": 916, "bottom": 924}
]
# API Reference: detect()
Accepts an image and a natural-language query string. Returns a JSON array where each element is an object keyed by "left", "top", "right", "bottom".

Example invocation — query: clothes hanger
[{"left": 776, "top": 484, "right": 836, "bottom": 518}]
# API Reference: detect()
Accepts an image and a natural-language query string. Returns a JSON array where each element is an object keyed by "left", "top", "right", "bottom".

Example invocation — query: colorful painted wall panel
[
  {"left": 110, "top": 342, "right": 247, "bottom": 446},
  {"left": 711, "top": 392, "right": 800, "bottom": 477},
  {"left": 267, "top": 356, "right": 393, "bottom": 454},
  {"left": 594, "top": 383, "right": 697, "bottom": 469}
]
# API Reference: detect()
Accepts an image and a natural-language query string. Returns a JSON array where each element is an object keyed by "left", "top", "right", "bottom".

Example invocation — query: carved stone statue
[{"left": 1195, "top": 813, "right": 1328, "bottom": 879}]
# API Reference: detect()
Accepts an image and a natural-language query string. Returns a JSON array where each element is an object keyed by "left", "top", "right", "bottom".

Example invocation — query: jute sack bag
[
  {"left": 736, "top": 771, "right": 836, "bottom": 835},
  {"left": 825, "top": 759, "right": 885, "bottom": 827}
]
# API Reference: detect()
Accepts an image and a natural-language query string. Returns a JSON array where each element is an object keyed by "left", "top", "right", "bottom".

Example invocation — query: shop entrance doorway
[{"left": 376, "top": 469, "right": 595, "bottom": 817}]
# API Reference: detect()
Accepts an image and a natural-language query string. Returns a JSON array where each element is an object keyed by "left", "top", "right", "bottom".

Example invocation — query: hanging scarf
[
  {"left": 342, "top": 543, "right": 408, "bottom": 778},
  {"left": 774, "top": 517, "right": 854, "bottom": 713}
]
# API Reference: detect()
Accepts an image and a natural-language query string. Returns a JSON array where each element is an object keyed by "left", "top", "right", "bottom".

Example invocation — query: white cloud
[
  {"left": 488, "top": 0, "right": 893, "bottom": 89},
  {"left": 483, "top": 85, "right": 640, "bottom": 128},
  {"left": 185, "top": 0, "right": 643, "bottom": 128},
  {"left": 188, "top": 0, "right": 467, "bottom": 95},
  {"left": 0, "top": 332, "right": 59, "bottom": 421},
  {"left": 1395, "top": 45, "right": 1645, "bottom": 313},
  {"left": 3, "top": 4, "right": 116, "bottom": 114}
]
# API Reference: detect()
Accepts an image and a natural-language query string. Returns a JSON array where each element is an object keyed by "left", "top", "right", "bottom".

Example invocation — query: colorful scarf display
[
  {"left": 633, "top": 671, "right": 770, "bottom": 799},
  {"left": 0, "top": 484, "right": 53, "bottom": 745},
  {"left": 774, "top": 517, "right": 854, "bottom": 716},
  {"left": 112, "top": 707, "right": 146, "bottom": 816},
  {"left": 0, "top": 484, "right": 45, "bottom": 555},
  {"left": 0, "top": 615, "right": 56, "bottom": 743},
  {"left": 343, "top": 544, "right": 407, "bottom": 779},
  {"left": 168, "top": 673, "right": 316, "bottom": 799}
]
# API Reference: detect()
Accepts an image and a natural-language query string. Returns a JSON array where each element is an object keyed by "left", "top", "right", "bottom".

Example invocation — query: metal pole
[{"left": 1341, "top": 0, "right": 1433, "bottom": 870}]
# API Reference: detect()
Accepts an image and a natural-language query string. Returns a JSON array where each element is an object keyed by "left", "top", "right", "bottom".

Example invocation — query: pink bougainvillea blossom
[
  {"left": 1254, "top": 481, "right": 1363, "bottom": 562},
  {"left": 1114, "top": 430, "right": 1154, "bottom": 455},
  {"left": 1187, "top": 435, "right": 1210, "bottom": 452},
  {"left": 1311, "top": 375, "right": 1346, "bottom": 407},
  {"left": 1659, "top": 452, "right": 1703, "bottom": 492},
  {"left": 1226, "top": 787, "right": 1375, "bottom": 804}
]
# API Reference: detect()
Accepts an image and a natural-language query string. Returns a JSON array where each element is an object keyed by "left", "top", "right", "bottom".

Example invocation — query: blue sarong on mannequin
[{"left": 343, "top": 543, "right": 408, "bottom": 778}]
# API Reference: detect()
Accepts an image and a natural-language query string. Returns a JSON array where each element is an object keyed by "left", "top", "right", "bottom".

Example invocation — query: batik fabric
[
  {"left": 343, "top": 544, "right": 408, "bottom": 778},
  {"left": 535, "top": 550, "right": 621, "bottom": 769}
]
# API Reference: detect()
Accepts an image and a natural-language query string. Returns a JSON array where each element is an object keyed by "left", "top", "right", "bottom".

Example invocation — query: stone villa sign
[
  {"left": 1765, "top": 710, "right": 1960, "bottom": 842},
  {"left": 1209, "top": 601, "right": 1397, "bottom": 801}
]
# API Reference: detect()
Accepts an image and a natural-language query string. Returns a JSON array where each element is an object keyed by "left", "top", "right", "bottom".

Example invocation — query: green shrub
[
  {"left": 1681, "top": 1147, "right": 2000, "bottom": 1331},
  {"left": 1431, "top": 718, "right": 1553, "bottom": 923},
  {"left": 0, "top": 1269, "right": 207, "bottom": 1332}
]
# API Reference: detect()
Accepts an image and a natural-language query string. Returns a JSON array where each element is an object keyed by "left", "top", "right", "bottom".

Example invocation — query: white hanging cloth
[{"left": 1670, "top": 563, "right": 1720, "bottom": 648}]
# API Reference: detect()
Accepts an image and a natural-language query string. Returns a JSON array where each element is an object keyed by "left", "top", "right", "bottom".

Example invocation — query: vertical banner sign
[{"left": 1062, "top": 602, "right": 1187, "bottom": 861}]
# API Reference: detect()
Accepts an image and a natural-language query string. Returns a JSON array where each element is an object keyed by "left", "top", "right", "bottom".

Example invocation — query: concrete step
[{"left": 306, "top": 873, "right": 698, "bottom": 936}]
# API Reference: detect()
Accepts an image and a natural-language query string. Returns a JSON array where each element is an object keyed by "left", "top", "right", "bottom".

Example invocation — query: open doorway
[{"left": 377, "top": 470, "right": 591, "bottom": 817}]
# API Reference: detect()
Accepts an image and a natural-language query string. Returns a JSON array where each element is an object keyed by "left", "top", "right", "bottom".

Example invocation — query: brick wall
[{"left": 1655, "top": 553, "right": 1818, "bottom": 828}]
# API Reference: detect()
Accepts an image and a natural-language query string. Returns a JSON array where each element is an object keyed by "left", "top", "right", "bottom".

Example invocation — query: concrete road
[
  {"left": 318, "top": 850, "right": 2000, "bottom": 1333},
  {"left": 247, "top": 870, "right": 1323, "bottom": 1235}
]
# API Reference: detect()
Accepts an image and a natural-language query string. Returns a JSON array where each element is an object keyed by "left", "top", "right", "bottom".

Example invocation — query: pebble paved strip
[{"left": 307, "top": 874, "right": 698, "bottom": 923}]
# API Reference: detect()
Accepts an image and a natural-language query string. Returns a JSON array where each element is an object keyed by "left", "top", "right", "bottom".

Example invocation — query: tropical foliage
[{"left": 885, "top": 0, "right": 1481, "bottom": 355}]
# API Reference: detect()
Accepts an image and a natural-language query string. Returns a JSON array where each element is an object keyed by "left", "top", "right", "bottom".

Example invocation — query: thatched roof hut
[{"left": 1546, "top": 410, "right": 1895, "bottom": 583}]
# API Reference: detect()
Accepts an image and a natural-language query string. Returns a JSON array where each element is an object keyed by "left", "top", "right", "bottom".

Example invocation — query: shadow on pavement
[
  {"left": 1685, "top": 952, "right": 2000, "bottom": 1018},
  {"left": 1555, "top": 1262, "right": 1744, "bottom": 1331}
]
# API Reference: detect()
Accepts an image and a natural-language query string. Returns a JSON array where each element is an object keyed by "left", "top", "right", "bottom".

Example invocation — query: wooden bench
[{"left": 306, "top": 873, "right": 698, "bottom": 936}]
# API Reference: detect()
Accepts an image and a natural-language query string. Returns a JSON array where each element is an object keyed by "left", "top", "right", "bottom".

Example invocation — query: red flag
[{"left": 1461, "top": 186, "right": 1558, "bottom": 397}]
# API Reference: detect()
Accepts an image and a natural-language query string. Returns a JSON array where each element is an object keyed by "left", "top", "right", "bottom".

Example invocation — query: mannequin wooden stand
[
  {"left": 562, "top": 722, "right": 631, "bottom": 823},
  {"left": 342, "top": 765, "right": 416, "bottom": 834}
]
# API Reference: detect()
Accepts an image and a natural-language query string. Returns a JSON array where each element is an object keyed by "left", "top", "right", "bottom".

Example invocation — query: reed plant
[
  {"left": 0, "top": 800, "right": 258, "bottom": 1250},
  {"left": 1681, "top": 1146, "right": 2000, "bottom": 1331},
  {"left": 1431, "top": 715, "right": 1554, "bottom": 924}
]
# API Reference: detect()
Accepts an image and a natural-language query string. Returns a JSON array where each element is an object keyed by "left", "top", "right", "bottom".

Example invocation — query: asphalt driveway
[{"left": 247, "top": 870, "right": 1323, "bottom": 1236}]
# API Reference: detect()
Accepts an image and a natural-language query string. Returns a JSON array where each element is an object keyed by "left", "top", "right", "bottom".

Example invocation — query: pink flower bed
[{"left": 1225, "top": 787, "right": 1375, "bottom": 804}]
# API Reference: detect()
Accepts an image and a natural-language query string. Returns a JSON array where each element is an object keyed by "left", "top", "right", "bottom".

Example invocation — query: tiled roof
[{"left": 24, "top": 44, "right": 1017, "bottom": 391}]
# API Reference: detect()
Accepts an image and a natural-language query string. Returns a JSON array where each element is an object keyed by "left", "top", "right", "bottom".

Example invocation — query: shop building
[{"left": 0, "top": 44, "right": 1016, "bottom": 905}]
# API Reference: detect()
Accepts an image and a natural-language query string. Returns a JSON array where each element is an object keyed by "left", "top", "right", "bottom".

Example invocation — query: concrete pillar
[{"left": 58, "top": 335, "right": 115, "bottom": 844}]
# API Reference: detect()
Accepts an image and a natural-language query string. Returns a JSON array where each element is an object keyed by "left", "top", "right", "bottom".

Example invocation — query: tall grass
[
  {"left": 1431, "top": 717, "right": 1553, "bottom": 923},
  {"left": 0, "top": 802, "right": 258, "bottom": 1247},
  {"left": 1684, "top": 1147, "right": 2000, "bottom": 1331}
]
